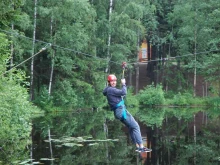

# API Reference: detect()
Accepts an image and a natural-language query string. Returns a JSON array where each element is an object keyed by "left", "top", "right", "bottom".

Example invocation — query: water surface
[{"left": 1, "top": 107, "right": 220, "bottom": 165}]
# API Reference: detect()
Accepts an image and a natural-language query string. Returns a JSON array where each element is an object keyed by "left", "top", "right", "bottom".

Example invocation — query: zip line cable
[
  {"left": 0, "top": 29, "right": 120, "bottom": 65},
  {"left": 143, "top": 49, "right": 220, "bottom": 63},
  {"left": 4, "top": 43, "right": 51, "bottom": 74},
  {"left": 126, "top": 48, "right": 220, "bottom": 65},
  {"left": 1, "top": 29, "right": 220, "bottom": 68}
]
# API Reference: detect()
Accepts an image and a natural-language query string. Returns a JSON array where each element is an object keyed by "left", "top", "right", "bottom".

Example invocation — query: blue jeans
[{"left": 114, "top": 105, "right": 142, "bottom": 145}]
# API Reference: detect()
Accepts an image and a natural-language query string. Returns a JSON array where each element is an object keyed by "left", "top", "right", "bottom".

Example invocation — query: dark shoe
[
  {"left": 138, "top": 147, "right": 152, "bottom": 152},
  {"left": 135, "top": 147, "right": 139, "bottom": 152}
]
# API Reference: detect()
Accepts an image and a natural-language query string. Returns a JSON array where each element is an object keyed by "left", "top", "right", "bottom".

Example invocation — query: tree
[
  {"left": 21, "top": 0, "right": 153, "bottom": 110},
  {"left": 30, "top": 0, "right": 38, "bottom": 101},
  {"left": 166, "top": 0, "right": 214, "bottom": 96},
  {"left": 203, "top": 54, "right": 220, "bottom": 96},
  {"left": 21, "top": 0, "right": 105, "bottom": 110},
  {"left": 200, "top": 0, "right": 220, "bottom": 96},
  {"left": 0, "top": 33, "right": 40, "bottom": 163}
]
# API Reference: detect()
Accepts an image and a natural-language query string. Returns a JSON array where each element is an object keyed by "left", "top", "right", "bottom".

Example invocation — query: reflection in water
[
  {"left": 137, "top": 107, "right": 220, "bottom": 165},
  {"left": 1, "top": 108, "right": 220, "bottom": 164},
  {"left": 0, "top": 139, "right": 30, "bottom": 165},
  {"left": 31, "top": 110, "right": 138, "bottom": 165}
]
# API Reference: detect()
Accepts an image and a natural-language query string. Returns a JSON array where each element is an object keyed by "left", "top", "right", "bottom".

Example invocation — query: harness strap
[
  {"left": 121, "top": 107, "right": 127, "bottom": 121},
  {"left": 115, "top": 100, "right": 127, "bottom": 121},
  {"left": 116, "top": 100, "right": 124, "bottom": 108}
]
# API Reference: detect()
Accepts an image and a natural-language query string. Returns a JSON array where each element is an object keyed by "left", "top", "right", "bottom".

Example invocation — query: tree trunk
[
  {"left": 104, "top": 1, "right": 113, "bottom": 163},
  {"left": 135, "top": 29, "right": 140, "bottom": 94},
  {"left": 30, "top": 0, "right": 37, "bottom": 101},
  {"left": 10, "top": 23, "right": 14, "bottom": 69},
  {"left": 135, "top": 63, "right": 139, "bottom": 94},
  {"left": 193, "top": 42, "right": 197, "bottom": 97},
  {"left": 193, "top": 8, "right": 197, "bottom": 97},
  {"left": 218, "top": 79, "right": 220, "bottom": 97},
  {"left": 10, "top": 2, "right": 14, "bottom": 69},
  {"left": 156, "top": 45, "right": 159, "bottom": 86},
  {"left": 165, "top": 25, "right": 173, "bottom": 92},
  {"left": 193, "top": 114, "right": 197, "bottom": 164},
  {"left": 48, "top": 126, "right": 54, "bottom": 165},
  {"left": 48, "top": 15, "right": 55, "bottom": 95},
  {"left": 105, "top": 0, "right": 113, "bottom": 77},
  {"left": 129, "top": 67, "right": 132, "bottom": 87},
  {"left": 177, "top": 60, "right": 182, "bottom": 91}
]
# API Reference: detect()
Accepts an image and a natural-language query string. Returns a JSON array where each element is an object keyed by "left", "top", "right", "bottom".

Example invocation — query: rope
[{"left": 4, "top": 43, "right": 51, "bottom": 74}]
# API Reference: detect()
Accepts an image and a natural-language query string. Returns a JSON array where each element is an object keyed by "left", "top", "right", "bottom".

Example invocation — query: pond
[{"left": 1, "top": 107, "right": 220, "bottom": 165}]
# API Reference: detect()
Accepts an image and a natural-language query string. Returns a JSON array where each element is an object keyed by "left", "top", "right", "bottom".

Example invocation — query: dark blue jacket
[{"left": 103, "top": 85, "right": 127, "bottom": 110}]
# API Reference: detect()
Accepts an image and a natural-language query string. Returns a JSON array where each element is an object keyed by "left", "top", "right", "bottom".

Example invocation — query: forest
[{"left": 0, "top": 0, "right": 220, "bottom": 164}]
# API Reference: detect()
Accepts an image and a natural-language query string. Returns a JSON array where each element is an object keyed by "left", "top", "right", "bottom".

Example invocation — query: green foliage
[
  {"left": 2, "top": 3, "right": 220, "bottom": 164},
  {"left": 159, "top": 0, "right": 220, "bottom": 95},
  {"left": 165, "top": 107, "right": 199, "bottom": 121},
  {"left": 169, "top": 92, "right": 205, "bottom": 106},
  {"left": 138, "top": 84, "right": 165, "bottom": 106},
  {"left": 205, "top": 97, "right": 220, "bottom": 107},
  {"left": 0, "top": 33, "right": 40, "bottom": 162},
  {"left": 164, "top": 90, "right": 176, "bottom": 99},
  {"left": 32, "top": 85, "right": 54, "bottom": 112},
  {"left": 32, "top": 110, "right": 133, "bottom": 165},
  {"left": 137, "top": 107, "right": 165, "bottom": 128},
  {"left": 202, "top": 54, "right": 220, "bottom": 96},
  {"left": 52, "top": 79, "right": 78, "bottom": 108},
  {"left": 172, "top": 92, "right": 188, "bottom": 106},
  {"left": 96, "top": 0, "right": 152, "bottom": 74},
  {"left": 124, "top": 87, "right": 139, "bottom": 115},
  {"left": 0, "top": 0, "right": 26, "bottom": 27},
  {"left": 23, "top": 0, "right": 106, "bottom": 111}
]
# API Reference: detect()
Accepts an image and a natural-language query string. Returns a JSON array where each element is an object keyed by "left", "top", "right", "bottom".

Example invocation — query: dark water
[{"left": 2, "top": 107, "right": 220, "bottom": 165}]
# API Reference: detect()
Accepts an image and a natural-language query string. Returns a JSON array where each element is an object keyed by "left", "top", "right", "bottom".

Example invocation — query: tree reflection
[
  {"left": 137, "top": 107, "right": 220, "bottom": 165},
  {"left": 0, "top": 139, "right": 29, "bottom": 165},
  {"left": 2, "top": 107, "right": 219, "bottom": 164},
  {"left": 31, "top": 110, "right": 137, "bottom": 164}
]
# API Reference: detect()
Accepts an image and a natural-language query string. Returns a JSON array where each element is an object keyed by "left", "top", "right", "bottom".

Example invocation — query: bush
[
  {"left": 137, "top": 84, "right": 165, "bottom": 106},
  {"left": 172, "top": 92, "right": 188, "bottom": 105},
  {"left": 125, "top": 87, "right": 139, "bottom": 115},
  {"left": 170, "top": 92, "right": 205, "bottom": 106},
  {"left": 205, "top": 97, "right": 220, "bottom": 107},
  {"left": 164, "top": 90, "right": 176, "bottom": 99},
  {"left": 137, "top": 107, "right": 165, "bottom": 127},
  {"left": 0, "top": 33, "right": 41, "bottom": 162}
]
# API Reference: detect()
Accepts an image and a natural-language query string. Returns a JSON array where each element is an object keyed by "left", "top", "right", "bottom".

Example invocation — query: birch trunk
[
  {"left": 30, "top": 0, "right": 37, "bottom": 100},
  {"left": 165, "top": 26, "right": 173, "bottom": 92},
  {"left": 193, "top": 17, "right": 197, "bottom": 97},
  {"left": 10, "top": 23, "right": 14, "bottom": 69},
  {"left": 105, "top": 0, "right": 113, "bottom": 78},
  {"left": 48, "top": 15, "right": 55, "bottom": 95},
  {"left": 135, "top": 29, "right": 140, "bottom": 94},
  {"left": 104, "top": 1, "right": 113, "bottom": 163},
  {"left": 193, "top": 39, "right": 197, "bottom": 97},
  {"left": 177, "top": 60, "right": 182, "bottom": 90},
  {"left": 48, "top": 126, "right": 54, "bottom": 164},
  {"left": 10, "top": 2, "right": 14, "bottom": 69}
]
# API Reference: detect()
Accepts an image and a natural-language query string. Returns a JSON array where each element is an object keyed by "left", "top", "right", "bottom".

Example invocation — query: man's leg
[
  {"left": 122, "top": 111, "right": 142, "bottom": 145},
  {"left": 123, "top": 111, "right": 152, "bottom": 152}
]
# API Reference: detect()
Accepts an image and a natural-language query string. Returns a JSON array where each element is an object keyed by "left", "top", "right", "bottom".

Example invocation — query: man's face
[{"left": 109, "top": 80, "right": 117, "bottom": 87}]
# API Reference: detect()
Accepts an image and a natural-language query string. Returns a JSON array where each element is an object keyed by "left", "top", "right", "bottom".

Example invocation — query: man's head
[{"left": 107, "top": 74, "right": 117, "bottom": 87}]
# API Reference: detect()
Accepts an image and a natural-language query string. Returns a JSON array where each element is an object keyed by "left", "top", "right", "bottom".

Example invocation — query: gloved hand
[{"left": 121, "top": 79, "right": 126, "bottom": 85}]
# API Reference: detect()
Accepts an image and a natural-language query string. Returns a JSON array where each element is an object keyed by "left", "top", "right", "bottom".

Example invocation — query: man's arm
[{"left": 111, "top": 79, "right": 127, "bottom": 96}]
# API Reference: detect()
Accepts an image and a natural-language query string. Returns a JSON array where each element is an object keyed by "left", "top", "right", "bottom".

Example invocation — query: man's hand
[{"left": 121, "top": 79, "right": 126, "bottom": 85}]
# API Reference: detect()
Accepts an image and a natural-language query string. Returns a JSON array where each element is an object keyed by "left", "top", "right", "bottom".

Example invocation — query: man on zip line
[{"left": 103, "top": 73, "right": 152, "bottom": 153}]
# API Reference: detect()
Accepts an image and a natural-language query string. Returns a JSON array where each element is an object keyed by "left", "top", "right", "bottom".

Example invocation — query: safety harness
[{"left": 115, "top": 99, "right": 127, "bottom": 121}]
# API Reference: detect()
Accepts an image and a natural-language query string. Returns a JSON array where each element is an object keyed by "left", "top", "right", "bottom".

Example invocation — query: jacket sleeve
[
  {"left": 111, "top": 85, "right": 127, "bottom": 96},
  {"left": 103, "top": 87, "right": 108, "bottom": 96}
]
